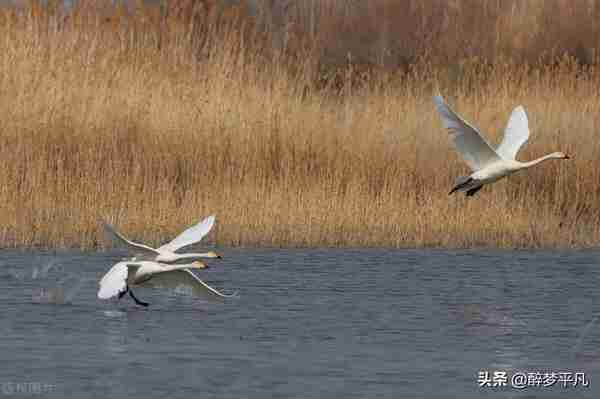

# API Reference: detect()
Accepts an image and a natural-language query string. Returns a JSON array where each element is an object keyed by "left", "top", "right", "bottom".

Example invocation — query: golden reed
[{"left": 1, "top": 1, "right": 600, "bottom": 249}]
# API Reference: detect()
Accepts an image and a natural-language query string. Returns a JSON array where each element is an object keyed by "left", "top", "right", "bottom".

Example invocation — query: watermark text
[
  {"left": 478, "top": 370, "right": 589, "bottom": 389},
  {"left": 1, "top": 382, "right": 56, "bottom": 395}
]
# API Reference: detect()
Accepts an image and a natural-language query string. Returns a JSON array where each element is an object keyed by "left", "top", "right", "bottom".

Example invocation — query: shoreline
[{"left": 1, "top": 244, "right": 599, "bottom": 251}]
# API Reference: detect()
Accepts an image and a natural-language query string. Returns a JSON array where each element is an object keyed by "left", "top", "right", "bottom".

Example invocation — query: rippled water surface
[{"left": 1, "top": 249, "right": 600, "bottom": 398}]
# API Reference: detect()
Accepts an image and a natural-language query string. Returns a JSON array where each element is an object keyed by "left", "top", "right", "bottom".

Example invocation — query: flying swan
[
  {"left": 102, "top": 215, "right": 222, "bottom": 264},
  {"left": 433, "top": 95, "right": 570, "bottom": 196},
  {"left": 98, "top": 260, "right": 235, "bottom": 306}
]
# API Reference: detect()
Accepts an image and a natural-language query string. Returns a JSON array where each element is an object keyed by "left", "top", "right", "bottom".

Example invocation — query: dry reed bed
[{"left": 1, "top": 2, "right": 600, "bottom": 249}]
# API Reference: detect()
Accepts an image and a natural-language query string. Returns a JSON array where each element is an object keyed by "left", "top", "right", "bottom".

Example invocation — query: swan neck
[
  {"left": 163, "top": 264, "right": 190, "bottom": 271},
  {"left": 520, "top": 154, "right": 557, "bottom": 168}
]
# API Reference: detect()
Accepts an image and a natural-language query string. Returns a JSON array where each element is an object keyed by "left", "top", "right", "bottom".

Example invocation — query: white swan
[
  {"left": 98, "top": 260, "right": 235, "bottom": 306},
  {"left": 102, "top": 215, "right": 222, "bottom": 264},
  {"left": 433, "top": 95, "right": 570, "bottom": 196}
]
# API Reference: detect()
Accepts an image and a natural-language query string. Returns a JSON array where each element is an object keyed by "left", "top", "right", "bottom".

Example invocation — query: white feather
[
  {"left": 101, "top": 215, "right": 220, "bottom": 264},
  {"left": 433, "top": 94, "right": 569, "bottom": 196},
  {"left": 97, "top": 261, "right": 235, "bottom": 303},
  {"left": 158, "top": 215, "right": 215, "bottom": 253},
  {"left": 433, "top": 95, "right": 501, "bottom": 171},
  {"left": 496, "top": 105, "right": 529, "bottom": 160},
  {"left": 97, "top": 261, "right": 128, "bottom": 299}
]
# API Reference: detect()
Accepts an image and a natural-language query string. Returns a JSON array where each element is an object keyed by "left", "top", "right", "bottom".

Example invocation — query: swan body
[
  {"left": 433, "top": 95, "right": 569, "bottom": 196},
  {"left": 102, "top": 215, "right": 222, "bottom": 264},
  {"left": 98, "top": 260, "right": 235, "bottom": 306}
]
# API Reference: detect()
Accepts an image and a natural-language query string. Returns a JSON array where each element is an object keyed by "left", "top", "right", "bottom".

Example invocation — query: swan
[
  {"left": 97, "top": 260, "right": 235, "bottom": 306},
  {"left": 102, "top": 215, "right": 222, "bottom": 264},
  {"left": 433, "top": 95, "right": 570, "bottom": 196}
]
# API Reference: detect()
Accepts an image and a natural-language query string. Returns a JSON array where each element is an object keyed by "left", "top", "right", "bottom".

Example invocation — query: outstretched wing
[
  {"left": 157, "top": 215, "right": 215, "bottom": 253},
  {"left": 496, "top": 105, "right": 529, "bottom": 160},
  {"left": 433, "top": 95, "right": 501, "bottom": 171},
  {"left": 98, "top": 262, "right": 129, "bottom": 299},
  {"left": 101, "top": 220, "right": 160, "bottom": 260},
  {"left": 144, "top": 269, "right": 234, "bottom": 302}
]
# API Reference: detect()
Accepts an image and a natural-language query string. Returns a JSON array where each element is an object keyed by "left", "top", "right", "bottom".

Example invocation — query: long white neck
[
  {"left": 162, "top": 263, "right": 200, "bottom": 272},
  {"left": 157, "top": 253, "right": 217, "bottom": 264},
  {"left": 519, "top": 153, "right": 563, "bottom": 169},
  {"left": 174, "top": 253, "right": 215, "bottom": 261}
]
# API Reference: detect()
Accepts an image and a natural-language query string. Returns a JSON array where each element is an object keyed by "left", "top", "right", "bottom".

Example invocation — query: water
[{"left": 1, "top": 249, "right": 599, "bottom": 398}]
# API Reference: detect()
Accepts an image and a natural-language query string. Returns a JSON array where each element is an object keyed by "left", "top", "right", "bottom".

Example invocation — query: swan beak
[
  {"left": 564, "top": 155, "right": 571, "bottom": 159},
  {"left": 192, "top": 261, "right": 207, "bottom": 269}
]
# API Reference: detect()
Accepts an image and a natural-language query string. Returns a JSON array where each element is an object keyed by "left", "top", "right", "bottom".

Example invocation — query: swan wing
[
  {"left": 144, "top": 269, "right": 234, "bottom": 302},
  {"left": 496, "top": 105, "right": 529, "bottom": 160},
  {"left": 433, "top": 95, "right": 501, "bottom": 171},
  {"left": 98, "top": 262, "right": 129, "bottom": 299},
  {"left": 157, "top": 215, "right": 215, "bottom": 253},
  {"left": 101, "top": 220, "right": 161, "bottom": 260}
]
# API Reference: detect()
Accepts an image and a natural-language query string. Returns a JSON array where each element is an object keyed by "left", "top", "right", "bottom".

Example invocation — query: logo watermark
[
  {"left": 478, "top": 370, "right": 589, "bottom": 389},
  {"left": 1, "top": 382, "right": 56, "bottom": 395}
]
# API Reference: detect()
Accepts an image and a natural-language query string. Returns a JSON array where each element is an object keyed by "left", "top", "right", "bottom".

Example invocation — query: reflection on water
[
  {"left": 102, "top": 310, "right": 126, "bottom": 318},
  {"left": 0, "top": 248, "right": 599, "bottom": 398},
  {"left": 32, "top": 287, "right": 66, "bottom": 304},
  {"left": 102, "top": 314, "right": 129, "bottom": 356},
  {"left": 573, "top": 316, "right": 599, "bottom": 356},
  {"left": 31, "top": 258, "right": 60, "bottom": 279},
  {"left": 449, "top": 303, "right": 527, "bottom": 339}
]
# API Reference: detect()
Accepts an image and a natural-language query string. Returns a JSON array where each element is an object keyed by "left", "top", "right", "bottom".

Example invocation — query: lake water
[{"left": 1, "top": 248, "right": 599, "bottom": 398}]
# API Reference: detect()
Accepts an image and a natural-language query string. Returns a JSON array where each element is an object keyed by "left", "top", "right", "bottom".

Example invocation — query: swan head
[
  {"left": 551, "top": 152, "right": 570, "bottom": 160},
  {"left": 205, "top": 251, "right": 222, "bottom": 259},
  {"left": 191, "top": 261, "right": 208, "bottom": 269}
]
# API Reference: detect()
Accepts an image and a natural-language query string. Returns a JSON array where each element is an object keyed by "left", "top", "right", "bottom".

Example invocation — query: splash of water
[{"left": 572, "top": 315, "right": 599, "bottom": 358}]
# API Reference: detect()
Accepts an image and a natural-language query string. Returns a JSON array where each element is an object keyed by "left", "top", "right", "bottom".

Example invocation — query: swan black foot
[
  {"left": 465, "top": 185, "right": 483, "bottom": 197},
  {"left": 129, "top": 289, "right": 149, "bottom": 307},
  {"left": 118, "top": 285, "right": 128, "bottom": 299},
  {"left": 449, "top": 176, "right": 473, "bottom": 195}
]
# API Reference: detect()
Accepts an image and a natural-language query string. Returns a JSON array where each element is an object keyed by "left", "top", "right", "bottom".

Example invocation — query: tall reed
[{"left": 1, "top": 1, "right": 600, "bottom": 249}]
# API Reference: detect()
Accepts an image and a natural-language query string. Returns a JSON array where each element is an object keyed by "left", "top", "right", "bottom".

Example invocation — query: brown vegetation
[{"left": 1, "top": 1, "right": 600, "bottom": 249}]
